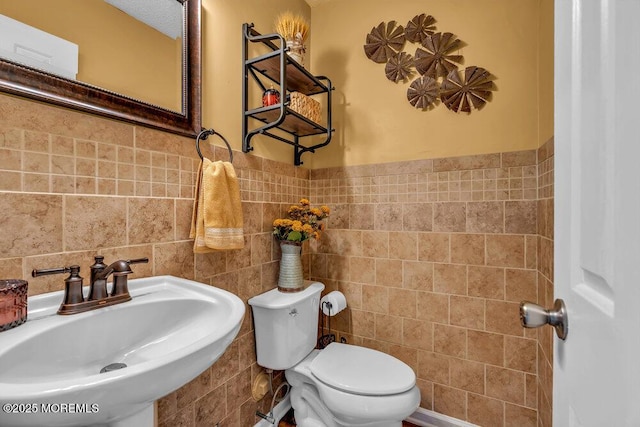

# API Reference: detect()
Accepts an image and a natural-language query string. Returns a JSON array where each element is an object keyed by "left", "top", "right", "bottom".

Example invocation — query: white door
[{"left": 555, "top": 0, "right": 640, "bottom": 426}]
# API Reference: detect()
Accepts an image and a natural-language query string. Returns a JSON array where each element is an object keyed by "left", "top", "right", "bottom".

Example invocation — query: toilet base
[
  {"left": 285, "top": 350, "right": 418, "bottom": 427},
  {"left": 289, "top": 382, "right": 402, "bottom": 427},
  {"left": 290, "top": 383, "right": 337, "bottom": 427}
]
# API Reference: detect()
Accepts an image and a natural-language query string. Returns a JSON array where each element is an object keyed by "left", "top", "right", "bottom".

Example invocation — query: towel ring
[{"left": 196, "top": 128, "right": 233, "bottom": 163}]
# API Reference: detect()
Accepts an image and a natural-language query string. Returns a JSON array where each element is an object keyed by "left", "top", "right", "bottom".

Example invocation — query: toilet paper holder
[
  {"left": 321, "top": 299, "right": 335, "bottom": 315},
  {"left": 320, "top": 291, "right": 347, "bottom": 316},
  {"left": 318, "top": 291, "right": 348, "bottom": 349}
]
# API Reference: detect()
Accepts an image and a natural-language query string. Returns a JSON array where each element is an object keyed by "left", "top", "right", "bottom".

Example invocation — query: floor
[
  {"left": 277, "top": 409, "right": 295, "bottom": 427},
  {"left": 276, "top": 409, "right": 420, "bottom": 427}
]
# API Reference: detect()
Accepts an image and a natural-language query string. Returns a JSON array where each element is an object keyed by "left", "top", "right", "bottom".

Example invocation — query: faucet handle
[
  {"left": 110, "top": 257, "right": 149, "bottom": 297},
  {"left": 32, "top": 265, "right": 85, "bottom": 310},
  {"left": 127, "top": 257, "right": 149, "bottom": 265},
  {"left": 32, "top": 265, "right": 74, "bottom": 277},
  {"left": 60, "top": 265, "right": 84, "bottom": 306}
]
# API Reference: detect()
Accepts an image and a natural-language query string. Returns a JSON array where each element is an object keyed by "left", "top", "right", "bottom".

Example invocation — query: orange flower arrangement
[{"left": 273, "top": 199, "right": 330, "bottom": 243}]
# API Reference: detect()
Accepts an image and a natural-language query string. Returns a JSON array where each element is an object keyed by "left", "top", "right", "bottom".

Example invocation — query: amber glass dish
[{"left": 0, "top": 279, "right": 28, "bottom": 332}]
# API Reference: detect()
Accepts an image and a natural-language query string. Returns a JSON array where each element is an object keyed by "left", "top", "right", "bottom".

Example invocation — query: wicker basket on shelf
[{"left": 289, "top": 91, "right": 321, "bottom": 124}]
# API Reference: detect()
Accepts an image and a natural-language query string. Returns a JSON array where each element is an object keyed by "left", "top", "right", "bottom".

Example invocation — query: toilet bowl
[{"left": 248, "top": 282, "right": 420, "bottom": 427}]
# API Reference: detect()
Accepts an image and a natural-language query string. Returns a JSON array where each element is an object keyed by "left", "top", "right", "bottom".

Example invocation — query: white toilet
[{"left": 248, "top": 281, "right": 420, "bottom": 427}]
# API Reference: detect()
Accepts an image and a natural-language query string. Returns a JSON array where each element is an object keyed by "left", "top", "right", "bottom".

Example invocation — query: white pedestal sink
[{"left": 0, "top": 275, "right": 245, "bottom": 427}]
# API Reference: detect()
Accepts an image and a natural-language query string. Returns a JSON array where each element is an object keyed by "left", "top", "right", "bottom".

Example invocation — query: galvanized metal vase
[
  {"left": 278, "top": 241, "right": 304, "bottom": 292},
  {"left": 286, "top": 39, "right": 305, "bottom": 66}
]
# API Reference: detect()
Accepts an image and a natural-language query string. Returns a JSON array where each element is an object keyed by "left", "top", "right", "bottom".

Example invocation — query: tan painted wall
[
  {"left": 0, "top": 0, "right": 181, "bottom": 111},
  {"left": 1, "top": 0, "right": 552, "bottom": 167},
  {"left": 307, "top": 0, "right": 550, "bottom": 168},
  {"left": 538, "top": 0, "right": 554, "bottom": 146}
]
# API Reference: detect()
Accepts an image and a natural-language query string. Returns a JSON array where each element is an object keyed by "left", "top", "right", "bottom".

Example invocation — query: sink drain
[{"left": 100, "top": 363, "right": 127, "bottom": 374}]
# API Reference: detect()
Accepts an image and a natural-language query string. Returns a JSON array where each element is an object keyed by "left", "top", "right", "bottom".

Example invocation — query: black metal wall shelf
[{"left": 242, "top": 23, "right": 334, "bottom": 166}]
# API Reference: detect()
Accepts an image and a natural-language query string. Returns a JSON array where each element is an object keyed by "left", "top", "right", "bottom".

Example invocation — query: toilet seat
[{"left": 309, "top": 342, "right": 415, "bottom": 396}]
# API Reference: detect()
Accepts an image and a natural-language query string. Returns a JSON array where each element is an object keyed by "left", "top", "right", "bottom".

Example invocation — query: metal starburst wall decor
[
  {"left": 363, "top": 13, "right": 496, "bottom": 113},
  {"left": 385, "top": 52, "right": 415, "bottom": 83},
  {"left": 440, "top": 66, "right": 494, "bottom": 113},
  {"left": 363, "top": 21, "right": 406, "bottom": 63},
  {"left": 415, "top": 32, "right": 463, "bottom": 79},
  {"left": 404, "top": 13, "right": 436, "bottom": 44}
]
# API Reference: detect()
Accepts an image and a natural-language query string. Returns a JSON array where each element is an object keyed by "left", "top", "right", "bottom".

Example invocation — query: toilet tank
[{"left": 248, "top": 281, "right": 324, "bottom": 370}]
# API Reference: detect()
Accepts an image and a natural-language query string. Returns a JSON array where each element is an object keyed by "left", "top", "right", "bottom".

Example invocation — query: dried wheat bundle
[{"left": 275, "top": 11, "right": 309, "bottom": 42}]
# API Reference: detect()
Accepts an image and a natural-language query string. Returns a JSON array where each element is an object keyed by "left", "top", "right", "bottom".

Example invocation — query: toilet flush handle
[{"left": 289, "top": 308, "right": 298, "bottom": 317}]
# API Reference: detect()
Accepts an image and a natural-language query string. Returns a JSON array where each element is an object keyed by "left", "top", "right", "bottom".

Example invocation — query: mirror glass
[{"left": 0, "top": 0, "right": 201, "bottom": 137}]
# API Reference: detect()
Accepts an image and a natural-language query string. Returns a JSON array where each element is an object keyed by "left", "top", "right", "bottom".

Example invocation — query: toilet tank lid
[
  {"left": 310, "top": 342, "right": 416, "bottom": 396},
  {"left": 248, "top": 281, "right": 324, "bottom": 309}
]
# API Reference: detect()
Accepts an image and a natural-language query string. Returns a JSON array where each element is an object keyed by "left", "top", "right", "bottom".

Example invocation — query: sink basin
[{"left": 0, "top": 275, "right": 245, "bottom": 427}]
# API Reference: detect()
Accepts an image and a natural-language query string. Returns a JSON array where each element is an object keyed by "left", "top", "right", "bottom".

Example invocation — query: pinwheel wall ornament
[
  {"left": 385, "top": 52, "right": 415, "bottom": 83},
  {"left": 363, "top": 13, "right": 496, "bottom": 113},
  {"left": 415, "top": 32, "right": 463, "bottom": 79},
  {"left": 440, "top": 66, "right": 495, "bottom": 113},
  {"left": 404, "top": 13, "right": 437, "bottom": 44},
  {"left": 363, "top": 21, "right": 406, "bottom": 63},
  {"left": 407, "top": 75, "right": 439, "bottom": 109}
]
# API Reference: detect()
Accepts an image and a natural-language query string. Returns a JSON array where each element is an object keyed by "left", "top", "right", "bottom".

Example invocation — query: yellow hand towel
[
  {"left": 190, "top": 159, "right": 244, "bottom": 252},
  {"left": 189, "top": 160, "right": 210, "bottom": 253}
]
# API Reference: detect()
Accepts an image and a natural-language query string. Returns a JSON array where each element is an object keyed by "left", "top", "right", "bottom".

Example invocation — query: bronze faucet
[{"left": 32, "top": 256, "right": 149, "bottom": 315}]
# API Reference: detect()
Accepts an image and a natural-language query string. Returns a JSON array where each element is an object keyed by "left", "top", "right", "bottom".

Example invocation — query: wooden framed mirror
[{"left": 0, "top": 0, "right": 201, "bottom": 137}]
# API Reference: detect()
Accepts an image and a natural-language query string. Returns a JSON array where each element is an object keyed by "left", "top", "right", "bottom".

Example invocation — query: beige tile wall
[
  {"left": 537, "top": 138, "right": 554, "bottom": 427},
  {"left": 309, "top": 151, "right": 542, "bottom": 427},
  {"left": 0, "top": 93, "right": 308, "bottom": 426},
  {"left": 0, "top": 93, "right": 554, "bottom": 427}
]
